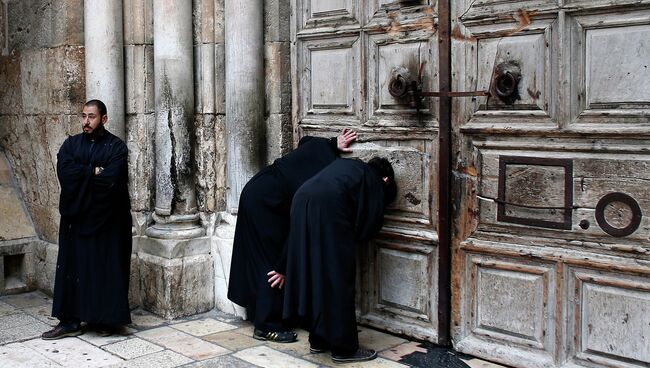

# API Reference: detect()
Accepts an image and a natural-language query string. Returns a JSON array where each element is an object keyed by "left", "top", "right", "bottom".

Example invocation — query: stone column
[
  {"left": 139, "top": 0, "right": 213, "bottom": 319},
  {"left": 84, "top": 0, "right": 125, "bottom": 139},
  {"left": 225, "top": 0, "right": 265, "bottom": 211}
]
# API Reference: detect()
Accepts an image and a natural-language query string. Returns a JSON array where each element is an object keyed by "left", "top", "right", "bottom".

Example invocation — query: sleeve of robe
[
  {"left": 57, "top": 137, "right": 94, "bottom": 218},
  {"left": 354, "top": 167, "right": 386, "bottom": 243},
  {"left": 83, "top": 140, "right": 129, "bottom": 235}
]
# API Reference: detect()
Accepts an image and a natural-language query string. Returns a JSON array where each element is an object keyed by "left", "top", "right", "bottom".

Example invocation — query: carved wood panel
[{"left": 452, "top": 1, "right": 650, "bottom": 367}]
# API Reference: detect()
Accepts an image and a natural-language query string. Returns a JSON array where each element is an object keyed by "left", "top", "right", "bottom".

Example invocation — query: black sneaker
[
  {"left": 331, "top": 348, "right": 377, "bottom": 363},
  {"left": 253, "top": 328, "right": 297, "bottom": 343},
  {"left": 41, "top": 322, "right": 83, "bottom": 340},
  {"left": 309, "top": 343, "right": 328, "bottom": 354}
]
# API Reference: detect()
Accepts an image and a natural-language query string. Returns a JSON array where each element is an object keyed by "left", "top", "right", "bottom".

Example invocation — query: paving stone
[
  {"left": 23, "top": 305, "right": 59, "bottom": 326},
  {"left": 78, "top": 328, "right": 133, "bottom": 346},
  {"left": 357, "top": 326, "right": 407, "bottom": 352},
  {"left": 0, "top": 314, "right": 50, "bottom": 344},
  {"left": 0, "top": 301, "right": 18, "bottom": 317},
  {"left": 304, "top": 354, "right": 410, "bottom": 368},
  {"left": 102, "top": 337, "right": 165, "bottom": 359},
  {"left": 171, "top": 317, "right": 237, "bottom": 336},
  {"left": 0, "top": 291, "right": 51, "bottom": 308},
  {"left": 202, "top": 330, "right": 263, "bottom": 351},
  {"left": 23, "top": 336, "right": 124, "bottom": 367},
  {"left": 234, "top": 346, "right": 318, "bottom": 368},
  {"left": 0, "top": 342, "right": 61, "bottom": 367},
  {"left": 182, "top": 354, "right": 255, "bottom": 368},
  {"left": 105, "top": 350, "right": 193, "bottom": 368},
  {"left": 136, "top": 326, "right": 230, "bottom": 361},
  {"left": 129, "top": 310, "right": 168, "bottom": 329},
  {"left": 461, "top": 358, "right": 509, "bottom": 368},
  {"left": 379, "top": 341, "right": 428, "bottom": 361}
]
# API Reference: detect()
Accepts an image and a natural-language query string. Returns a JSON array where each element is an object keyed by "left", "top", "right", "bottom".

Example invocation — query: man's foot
[
  {"left": 310, "top": 343, "right": 328, "bottom": 354},
  {"left": 253, "top": 328, "right": 297, "bottom": 343},
  {"left": 331, "top": 348, "right": 377, "bottom": 364},
  {"left": 87, "top": 323, "right": 116, "bottom": 337},
  {"left": 41, "top": 322, "right": 82, "bottom": 340}
]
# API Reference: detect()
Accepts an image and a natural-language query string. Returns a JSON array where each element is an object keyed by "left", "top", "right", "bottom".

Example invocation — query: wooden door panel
[
  {"left": 452, "top": 1, "right": 650, "bottom": 367},
  {"left": 296, "top": 36, "right": 361, "bottom": 125}
]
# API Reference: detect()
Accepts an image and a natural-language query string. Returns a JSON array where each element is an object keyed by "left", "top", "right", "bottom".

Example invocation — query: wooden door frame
[{"left": 437, "top": 0, "right": 452, "bottom": 346}]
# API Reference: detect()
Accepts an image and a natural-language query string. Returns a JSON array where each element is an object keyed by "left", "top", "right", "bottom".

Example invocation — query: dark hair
[
  {"left": 367, "top": 156, "right": 397, "bottom": 206},
  {"left": 84, "top": 99, "right": 107, "bottom": 117}
]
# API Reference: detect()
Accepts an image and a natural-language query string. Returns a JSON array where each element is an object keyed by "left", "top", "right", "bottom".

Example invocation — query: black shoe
[
  {"left": 310, "top": 344, "right": 328, "bottom": 354},
  {"left": 331, "top": 348, "right": 377, "bottom": 364},
  {"left": 253, "top": 328, "right": 297, "bottom": 343},
  {"left": 88, "top": 323, "right": 117, "bottom": 337},
  {"left": 41, "top": 323, "right": 82, "bottom": 340}
]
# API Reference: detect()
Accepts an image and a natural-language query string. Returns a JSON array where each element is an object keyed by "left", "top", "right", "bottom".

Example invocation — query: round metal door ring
[{"left": 595, "top": 192, "right": 643, "bottom": 237}]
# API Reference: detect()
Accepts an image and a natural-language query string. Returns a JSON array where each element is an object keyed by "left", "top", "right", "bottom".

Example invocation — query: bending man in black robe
[
  {"left": 228, "top": 129, "right": 357, "bottom": 343},
  {"left": 283, "top": 157, "right": 397, "bottom": 363},
  {"left": 42, "top": 99, "right": 132, "bottom": 339}
]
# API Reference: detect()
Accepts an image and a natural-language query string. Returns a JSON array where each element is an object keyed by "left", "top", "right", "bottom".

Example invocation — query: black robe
[
  {"left": 227, "top": 136, "right": 339, "bottom": 331},
  {"left": 52, "top": 130, "right": 132, "bottom": 325},
  {"left": 282, "top": 158, "right": 385, "bottom": 354}
]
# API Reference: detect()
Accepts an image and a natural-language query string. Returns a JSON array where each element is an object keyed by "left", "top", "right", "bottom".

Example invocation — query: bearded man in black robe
[
  {"left": 228, "top": 129, "right": 357, "bottom": 343},
  {"left": 42, "top": 99, "right": 132, "bottom": 339},
  {"left": 283, "top": 157, "right": 397, "bottom": 363}
]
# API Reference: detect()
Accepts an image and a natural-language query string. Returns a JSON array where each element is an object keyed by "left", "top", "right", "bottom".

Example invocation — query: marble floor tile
[
  {"left": 0, "top": 312, "right": 42, "bottom": 330},
  {"left": 461, "top": 358, "right": 509, "bottom": 368},
  {"left": 171, "top": 318, "right": 238, "bottom": 336},
  {"left": 0, "top": 301, "right": 18, "bottom": 317},
  {"left": 357, "top": 326, "right": 407, "bottom": 352},
  {"left": 379, "top": 341, "right": 428, "bottom": 361},
  {"left": 105, "top": 350, "right": 192, "bottom": 368},
  {"left": 23, "top": 305, "right": 59, "bottom": 326},
  {"left": 0, "top": 319, "right": 52, "bottom": 344},
  {"left": 78, "top": 328, "right": 133, "bottom": 347},
  {"left": 136, "top": 326, "right": 230, "bottom": 361},
  {"left": 0, "top": 342, "right": 61, "bottom": 367},
  {"left": 102, "top": 337, "right": 165, "bottom": 359},
  {"left": 233, "top": 346, "right": 318, "bottom": 368},
  {"left": 0, "top": 291, "right": 52, "bottom": 309},
  {"left": 304, "top": 354, "right": 410, "bottom": 368},
  {"left": 182, "top": 354, "right": 255, "bottom": 368},
  {"left": 202, "top": 330, "right": 263, "bottom": 351},
  {"left": 23, "top": 336, "right": 124, "bottom": 367},
  {"left": 129, "top": 310, "right": 168, "bottom": 329}
]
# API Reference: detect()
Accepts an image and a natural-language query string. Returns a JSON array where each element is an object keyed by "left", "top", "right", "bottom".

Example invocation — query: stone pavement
[{"left": 0, "top": 291, "right": 507, "bottom": 368}]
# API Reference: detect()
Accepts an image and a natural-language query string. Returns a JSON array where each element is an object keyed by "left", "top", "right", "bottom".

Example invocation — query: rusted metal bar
[{"left": 437, "top": 0, "right": 452, "bottom": 347}]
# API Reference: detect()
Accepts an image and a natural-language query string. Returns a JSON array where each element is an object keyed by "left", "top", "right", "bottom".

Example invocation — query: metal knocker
[{"left": 492, "top": 61, "right": 522, "bottom": 104}]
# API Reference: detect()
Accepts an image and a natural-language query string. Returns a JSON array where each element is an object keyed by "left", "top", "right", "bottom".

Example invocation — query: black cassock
[
  {"left": 228, "top": 136, "right": 339, "bottom": 331},
  {"left": 283, "top": 158, "right": 386, "bottom": 354},
  {"left": 52, "top": 131, "right": 132, "bottom": 325}
]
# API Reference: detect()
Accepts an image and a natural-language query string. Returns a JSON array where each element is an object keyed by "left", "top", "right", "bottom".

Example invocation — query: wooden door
[
  {"left": 291, "top": 0, "right": 446, "bottom": 343},
  {"left": 451, "top": 1, "right": 650, "bottom": 367}
]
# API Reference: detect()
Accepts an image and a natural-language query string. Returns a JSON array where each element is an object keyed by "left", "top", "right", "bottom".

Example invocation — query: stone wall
[{"left": 0, "top": 0, "right": 84, "bottom": 244}]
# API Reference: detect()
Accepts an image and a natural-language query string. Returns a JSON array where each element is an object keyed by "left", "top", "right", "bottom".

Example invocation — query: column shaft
[
  {"left": 225, "top": 0, "right": 265, "bottom": 210},
  {"left": 84, "top": 0, "right": 125, "bottom": 139}
]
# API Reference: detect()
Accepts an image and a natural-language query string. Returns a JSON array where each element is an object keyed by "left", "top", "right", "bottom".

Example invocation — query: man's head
[
  {"left": 81, "top": 99, "right": 108, "bottom": 134},
  {"left": 367, "top": 157, "right": 397, "bottom": 205}
]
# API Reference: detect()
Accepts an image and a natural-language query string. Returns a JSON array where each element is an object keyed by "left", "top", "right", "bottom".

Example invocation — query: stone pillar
[
  {"left": 225, "top": 0, "right": 265, "bottom": 210},
  {"left": 140, "top": 0, "right": 213, "bottom": 319},
  {"left": 84, "top": 0, "right": 125, "bottom": 139}
]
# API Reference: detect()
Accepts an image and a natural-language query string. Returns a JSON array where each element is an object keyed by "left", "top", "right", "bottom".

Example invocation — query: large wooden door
[
  {"left": 291, "top": 0, "right": 446, "bottom": 343},
  {"left": 451, "top": 1, "right": 650, "bottom": 367}
]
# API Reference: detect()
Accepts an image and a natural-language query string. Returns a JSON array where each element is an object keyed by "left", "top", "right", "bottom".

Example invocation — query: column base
[
  {"left": 212, "top": 212, "right": 246, "bottom": 318},
  {"left": 138, "top": 250, "right": 214, "bottom": 319},
  {"left": 145, "top": 213, "right": 205, "bottom": 239}
]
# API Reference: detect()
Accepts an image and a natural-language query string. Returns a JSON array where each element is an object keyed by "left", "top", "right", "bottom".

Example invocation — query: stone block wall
[{"left": 0, "top": 0, "right": 84, "bottom": 244}]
